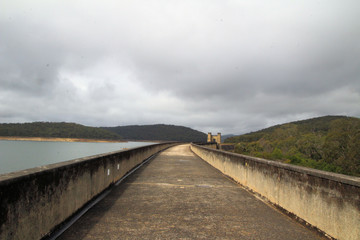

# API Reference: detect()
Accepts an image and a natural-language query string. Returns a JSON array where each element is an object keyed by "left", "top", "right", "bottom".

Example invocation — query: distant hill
[
  {"left": 103, "top": 124, "right": 207, "bottom": 142},
  {"left": 225, "top": 116, "right": 360, "bottom": 177},
  {"left": 0, "top": 122, "right": 122, "bottom": 140},
  {"left": 221, "top": 134, "right": 236, "bottom": 143},
  {"left": 0, "top": 122, "right": 207, "bottom": 143}
]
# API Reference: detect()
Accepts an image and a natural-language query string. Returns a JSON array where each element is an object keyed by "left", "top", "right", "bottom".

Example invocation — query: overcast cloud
[{"left": 1, "top": 0, "right": 359, "bottom": 134}]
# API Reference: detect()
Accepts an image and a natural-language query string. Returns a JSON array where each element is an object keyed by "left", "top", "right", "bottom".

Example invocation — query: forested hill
[
  {"left": 225, "top": 116, "right": 360, "bottom": 177},
  {"left": 103, "top": 124, "right": 207, "bottom": 142},
  {"left": 0, "top": 122, "right": 207, "bottom": 142},
  {"left": 0, "top": 122, "right": 122, "bottom": 140}
]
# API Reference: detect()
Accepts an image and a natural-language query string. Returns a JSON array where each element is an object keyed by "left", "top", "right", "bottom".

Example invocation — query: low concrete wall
[
  {"left": 191, "top": 144, "right": 360, "bottom": 240},
  {"left": 0, "top": 142, "right": 177, "bottom": 240}
]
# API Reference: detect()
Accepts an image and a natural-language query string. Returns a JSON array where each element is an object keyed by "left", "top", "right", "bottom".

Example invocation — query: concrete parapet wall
[
  {"left": 0, "top": 142, "right": 177, "bottom": 239},
  {"left": 191, "top": 144, "right": 360, "bottom": 240}
]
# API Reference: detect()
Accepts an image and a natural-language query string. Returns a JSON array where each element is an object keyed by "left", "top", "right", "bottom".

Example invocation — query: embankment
[
  {"left": 191, "top": 144, "right": 360, "bottom": 240},
  {"left": 0, "top": 142, "right": 178, "bottom": 239}
]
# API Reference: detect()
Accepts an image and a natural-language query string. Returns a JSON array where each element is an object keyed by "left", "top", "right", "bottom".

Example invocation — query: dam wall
[
  {"left": 190, "top": 144, "right": 360, "bottom": 240},
  {"left": 0, "top": 142, "right": 178, "bottom": 239}
]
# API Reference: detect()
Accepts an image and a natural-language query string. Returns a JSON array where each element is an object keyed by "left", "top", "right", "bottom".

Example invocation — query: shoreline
[{"left": 0, "top": 136, "right": 127, "bottom": 143}]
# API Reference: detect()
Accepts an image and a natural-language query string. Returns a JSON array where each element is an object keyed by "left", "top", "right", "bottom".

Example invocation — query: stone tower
[{"left": 207, "top": 132, "right": 221, "bottom": 144}]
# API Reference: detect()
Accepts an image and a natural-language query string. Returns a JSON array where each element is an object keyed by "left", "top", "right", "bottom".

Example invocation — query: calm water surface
[{"left": 0, "top": 140, "right": 155, "bottom": 175}]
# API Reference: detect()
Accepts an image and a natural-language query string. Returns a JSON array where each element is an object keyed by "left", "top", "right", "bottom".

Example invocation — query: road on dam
[{"left": 58, "top": 144, "right": 326, "bottom": 239}]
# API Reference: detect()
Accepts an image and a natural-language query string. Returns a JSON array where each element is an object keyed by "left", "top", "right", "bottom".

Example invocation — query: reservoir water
[{"left": 0, "top": 140, "right": 155, "bottom": 175}]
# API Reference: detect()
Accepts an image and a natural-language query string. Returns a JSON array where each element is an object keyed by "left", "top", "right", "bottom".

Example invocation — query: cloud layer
[{"left": 1, "top": 0, "right": 360, "bottom": 134}]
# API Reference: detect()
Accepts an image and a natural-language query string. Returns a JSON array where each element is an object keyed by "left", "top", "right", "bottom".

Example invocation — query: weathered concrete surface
[
  {"left": 191, "top": 144, "right": 360, "bottom": 240},
  {"left": 59, "top": 144, "right": 325, "bottom": 240},
  {"left": 0, "top": 142, "right": 177, "bottom": 240}
]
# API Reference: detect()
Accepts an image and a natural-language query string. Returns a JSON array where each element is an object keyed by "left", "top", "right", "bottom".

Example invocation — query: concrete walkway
[{"left": 59, "top": 144, "right": 325, "bottom": 239}]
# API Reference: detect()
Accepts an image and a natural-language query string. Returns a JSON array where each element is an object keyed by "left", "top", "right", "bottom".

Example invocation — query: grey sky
[{"left": 1, "top": 0, "right": 359, "bottom": 134}]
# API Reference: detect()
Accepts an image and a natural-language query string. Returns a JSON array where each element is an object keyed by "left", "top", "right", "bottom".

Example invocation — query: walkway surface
[{"left": 59, "top": 144, "right": 325, "bottom": 239}]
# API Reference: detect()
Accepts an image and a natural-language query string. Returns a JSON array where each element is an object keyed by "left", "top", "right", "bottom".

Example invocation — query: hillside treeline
[
  {"left": 225, "top": 116, "right": 360, "bottom": 177},
  {"left": 0, "top": 122, "right": 122, "bottom": 140},
  {"left": 103, "top": 124, "right": 207, "bottom": 142},
  {"left": 0, "top": 122, "right": 207, "bottom": 143}
]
